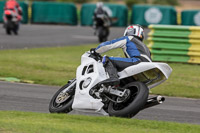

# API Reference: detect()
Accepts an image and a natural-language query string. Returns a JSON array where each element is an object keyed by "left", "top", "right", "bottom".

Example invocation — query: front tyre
[
  {"left": 49, "top": 79, "right": 76, "bottom": 113},
  {"left": 108, "top": 81, "right": 149, "bottom": 118}
]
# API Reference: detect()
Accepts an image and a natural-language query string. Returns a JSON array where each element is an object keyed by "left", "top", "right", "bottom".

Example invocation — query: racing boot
[{"left": 99, "top": 56, "right": 120, "bottom": 86}]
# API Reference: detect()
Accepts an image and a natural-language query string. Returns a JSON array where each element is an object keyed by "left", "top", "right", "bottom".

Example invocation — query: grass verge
[
  {"left": 0, "top": 44, "right": 200, "bottom": 98},
  {"left": 0, "top": 111, "right": 199, "bottom": 133}
]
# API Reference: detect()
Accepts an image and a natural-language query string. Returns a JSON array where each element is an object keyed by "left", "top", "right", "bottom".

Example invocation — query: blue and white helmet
[{"left": 124, "top": 25, "right": 144, "bottom": 41}]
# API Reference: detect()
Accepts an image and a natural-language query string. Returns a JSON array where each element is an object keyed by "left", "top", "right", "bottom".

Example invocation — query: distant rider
[
  {"left": 91, "top": 25, "right": 152, "bottom": 85},
  {"left": 93, "top": 2, "right": 112, "bottom": 33},
  {"left": 4, "top": 0, "right": 23, "bottom": 22}
]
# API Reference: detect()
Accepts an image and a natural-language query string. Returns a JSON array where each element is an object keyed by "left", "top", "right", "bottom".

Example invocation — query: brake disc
[
  {"left": 55, "top": 92, "right": 70, "bottom": 104},
  {"left": 116, "top": 89, "right": 131, "bottom": 103}
]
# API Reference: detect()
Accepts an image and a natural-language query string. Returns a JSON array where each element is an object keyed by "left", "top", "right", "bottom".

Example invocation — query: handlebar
[{"left": 89, "top": 49, "right": 102, "bottom": 61}]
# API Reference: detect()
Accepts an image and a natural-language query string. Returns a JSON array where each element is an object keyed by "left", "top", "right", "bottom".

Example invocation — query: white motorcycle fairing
[
  {"left": 72, "top": 52, "right": 172, "bottom": 113},
  {"left": 118, "top": 62, "right": 172, "bottom": 89},
  {"left": 72, "top": 52, "right": 109, "bottom": 112}
]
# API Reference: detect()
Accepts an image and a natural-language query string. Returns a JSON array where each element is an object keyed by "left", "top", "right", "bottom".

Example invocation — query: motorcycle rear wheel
[
  {"left": 107, "top": 81, "right": 149, "bottom": 118},
  {"left": 98, "top": 27, "right": 109, "bottom": 42},
  {"left": 49, "top": 79, "right": 76, "bottom": 113}
]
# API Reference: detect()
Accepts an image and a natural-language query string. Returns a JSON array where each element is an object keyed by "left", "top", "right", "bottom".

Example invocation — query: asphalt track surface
[
  {"left": 0, "top": 81, "right": 200, "bottom": 125},
  {"left": 0, "top": 24, "right": 150, "bottom": 50},
  {"left": 0, "top": 24, "right": 132, "bottom": 50},
  {"left": 0, "top": 24, "right": 200, "bottom": 125}
]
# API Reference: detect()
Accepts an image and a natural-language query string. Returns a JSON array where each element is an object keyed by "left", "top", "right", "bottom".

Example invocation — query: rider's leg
[
  {"left": 100, "top": 56, "right": 141, "bottom": 86},
  {"left": 105, "top": 58, "right": 119, "bottom": 80},
  {"left": 109, "top": 57, "right": 141, "bottom": 72},
  {"left": 100, "top": 56, "right": 120, "bottom": 86}
]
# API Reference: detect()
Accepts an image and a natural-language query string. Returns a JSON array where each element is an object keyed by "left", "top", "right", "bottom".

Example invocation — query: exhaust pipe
[{"left": 142, "top": 95, "right": 165, "bottom": 110}]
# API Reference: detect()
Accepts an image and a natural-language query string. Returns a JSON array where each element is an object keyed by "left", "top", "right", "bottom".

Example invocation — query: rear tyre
[
  {"left": 108, "top": 81, "right": 149, "bottom": 118},
  {"left": 98, "top": 27, "right": 109, "bottom": 42},
  {"left": 49, "top": 79, "right": 76, "bottom": 113},
  {"left": 98, "top": 27, "right": 104, "bottom": 42}
]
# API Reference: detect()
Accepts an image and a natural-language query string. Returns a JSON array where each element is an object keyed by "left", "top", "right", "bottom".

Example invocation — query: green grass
[
  {"left": 0, "top": 45, "right": 96, "bottom": 86},
  {"left": 151, "top": 63, "right": 200, "bottom": 98},
  {"left": 0, "top": 44, "right": 200, "bottom": 98},
  {"left": 0, "top": 111, "right": 199, "bottom": 133}
]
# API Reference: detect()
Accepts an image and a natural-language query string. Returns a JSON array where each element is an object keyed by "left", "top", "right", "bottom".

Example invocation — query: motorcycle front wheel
[
  {"left": 49, "top": 79, "right": 76, "bottom": 113},
  {"left": 107, "top": 81, "right": 149, "bottom": 118}
]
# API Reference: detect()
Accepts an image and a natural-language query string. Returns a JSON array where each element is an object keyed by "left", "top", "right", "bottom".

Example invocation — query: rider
[
  {"left": 93, "top": 2, "right": 112, "bottom": 31},
  {"left": 91, "top": 25, "right": 152, "bottom": 85},
  {"left": 4, "top": 0, "right": 23, "bottom": 21}
]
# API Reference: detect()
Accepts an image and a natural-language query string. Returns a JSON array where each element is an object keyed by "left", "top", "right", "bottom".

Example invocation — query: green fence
[
  {"left": 181, "top": 10, "right": 200, "bottom": 26},
  {"left": 81, "top": 3, "right": 128, "bottom": 27},
  {"left": 148, "top": 25, "right": 200, "bottom": 64},
  {"left": 31, "top": 2, "right": 77, "bottom": 25},
  {"left": 131, "top": 5, "right": 177, "bottom": 26},
  {"left": 0, "top": 1, "right": 28, "bottom": 24}
]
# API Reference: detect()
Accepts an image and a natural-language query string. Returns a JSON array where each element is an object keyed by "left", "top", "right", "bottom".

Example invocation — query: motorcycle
[
  {"left": 3, "top": 9, "right": 21, "bottom": 35},
  {"left": 93, "top": 14, "right": 110, "bottom": 43},
  {"left": 49, "top": 51, "right": 172, "bottom": 118}
]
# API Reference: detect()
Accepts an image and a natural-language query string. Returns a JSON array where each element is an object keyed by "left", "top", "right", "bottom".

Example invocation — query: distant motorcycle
[
  {"left": 49, "top": 50, "right": 172, "bottom": 118},
  {"left": 3, "top": 9, "right": 21, "bottom": 35},
  {"left": 93, "top": 14, "right": 110, "bottom": 42}
]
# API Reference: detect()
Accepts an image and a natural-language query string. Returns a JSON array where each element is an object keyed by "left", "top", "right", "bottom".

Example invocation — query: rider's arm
[
  {"left": 18, "top": 6, "right": 23, "bottom": 15},
  {"left": 16, "top": 1, "right": 20, "bottom": 8},
  {"left": 95, "top": 36, "right": 131, "bottom": 54}
]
